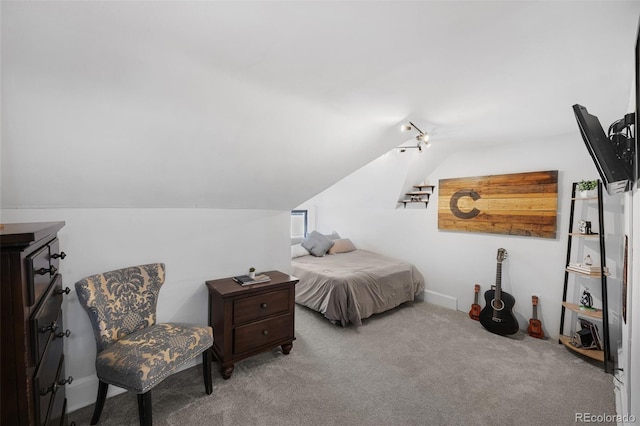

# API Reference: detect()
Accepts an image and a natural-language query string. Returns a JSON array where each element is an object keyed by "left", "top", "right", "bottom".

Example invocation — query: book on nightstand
[{"left": 233, "top": 274, "right": 271, "bottom": 286}]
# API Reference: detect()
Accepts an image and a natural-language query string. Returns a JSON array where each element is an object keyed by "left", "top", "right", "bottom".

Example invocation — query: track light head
[{"left": 416, "top": 133, "right": 429, "bottom": 143}]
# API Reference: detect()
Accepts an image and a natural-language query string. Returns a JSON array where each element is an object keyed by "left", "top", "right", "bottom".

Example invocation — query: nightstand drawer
[
  {"left": 233, "top": 288, "right": 290, "bottom": 324},
  {"left": 234, "top": 314, "right": 291, "bottom": 354}
]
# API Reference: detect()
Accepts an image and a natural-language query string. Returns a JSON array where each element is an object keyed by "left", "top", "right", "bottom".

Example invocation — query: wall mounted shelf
[{"left": 399, "top": 184, "right": 434, "bottom": 208}]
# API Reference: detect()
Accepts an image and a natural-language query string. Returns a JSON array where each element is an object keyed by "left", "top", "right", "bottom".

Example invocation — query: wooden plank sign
[{"left": 438, "top": 170, "right": 558, "bottom": 238}]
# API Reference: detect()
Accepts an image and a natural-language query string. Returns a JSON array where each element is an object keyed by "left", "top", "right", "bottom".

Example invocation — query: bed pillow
[
  {"left": 301, "top": 231, "right": 335, "bottom": 257},
  {"left": 291, "top": 243, "right": 310, "bottom": 258},
  {"left": 324, "top": 231, "right": 341, "bottom": 240},
  {"left": 328, "top": 238, "right": 357, "bottom": 254}
]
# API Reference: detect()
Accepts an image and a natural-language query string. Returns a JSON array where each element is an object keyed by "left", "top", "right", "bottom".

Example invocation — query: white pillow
[{"left": 291, "top": 244, "right": 310, "bottom": 258}]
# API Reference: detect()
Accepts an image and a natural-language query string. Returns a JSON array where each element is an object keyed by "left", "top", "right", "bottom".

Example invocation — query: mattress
[{"left": 292, "top": 249, "right": 425, "bottom": 325}]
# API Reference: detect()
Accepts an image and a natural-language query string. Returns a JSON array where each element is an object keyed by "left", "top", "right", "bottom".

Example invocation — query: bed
[{"left": 291, "top": 234, "right": 425, "bottom": 326}]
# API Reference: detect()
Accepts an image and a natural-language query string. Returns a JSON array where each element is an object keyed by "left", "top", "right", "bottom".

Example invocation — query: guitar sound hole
[{"left": 491, "top": 299, "right": 504, "bottom": 311}]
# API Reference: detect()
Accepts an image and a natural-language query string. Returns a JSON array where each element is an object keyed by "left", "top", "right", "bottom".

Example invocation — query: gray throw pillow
[
  {"left": 324, "top": 231, "right": 341, "bottom": 240},
  {"left": 301, "top": 231, "right": 335, "bottom": 257}
]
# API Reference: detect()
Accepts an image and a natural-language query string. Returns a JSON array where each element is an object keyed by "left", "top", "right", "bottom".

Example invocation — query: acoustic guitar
[
  {"left": 527, "top": 295, "right": 544, "bottom": 339},
  {"left": 469, "top": 284, "right": 481, "bottom": 321},
  {"left": 479, "top": 248, "right": 519, "bottom": 336}
]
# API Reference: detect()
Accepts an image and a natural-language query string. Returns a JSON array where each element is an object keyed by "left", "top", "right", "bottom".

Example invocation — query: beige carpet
[{"left": 70, "top": 302, "right": 616, "bottom": 426}]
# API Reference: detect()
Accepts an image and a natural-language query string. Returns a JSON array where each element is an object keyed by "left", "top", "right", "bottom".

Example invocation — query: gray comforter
[{"left": 291, "top": 249, "right": 425, "bottom": 326}]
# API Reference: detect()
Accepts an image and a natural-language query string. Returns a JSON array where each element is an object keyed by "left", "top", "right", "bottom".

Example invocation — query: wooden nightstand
[{"left": 205, "top": 270, "right": 298, "bottom": 379}]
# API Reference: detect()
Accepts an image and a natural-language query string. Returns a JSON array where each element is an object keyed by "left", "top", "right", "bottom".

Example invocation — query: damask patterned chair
[{"left": 75, "top": 263, "right": 213, "bottom": 426}]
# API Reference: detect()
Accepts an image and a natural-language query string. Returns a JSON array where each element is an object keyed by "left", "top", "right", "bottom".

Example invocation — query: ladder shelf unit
[{"left": 558, "top": 180, "right": 611, "bottom": 373}]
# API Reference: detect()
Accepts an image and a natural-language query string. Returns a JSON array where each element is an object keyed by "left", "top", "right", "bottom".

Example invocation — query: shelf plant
[
  {"left": 577, "top": 180, "right": 597, "bottom": 197},
  {"left": 578, "top": 180, "right": 597, "bottom": 191}
]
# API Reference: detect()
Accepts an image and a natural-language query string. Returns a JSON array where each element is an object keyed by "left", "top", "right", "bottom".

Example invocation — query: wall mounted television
[
  {"left": 635, "top": 16, "right": 639, "bottom": 185},
  {"left": 573, "top": 104, "right": 633, "bottom": 195},
  {"left": 572, "top": 19, "right": 638, "bottom": 196}
]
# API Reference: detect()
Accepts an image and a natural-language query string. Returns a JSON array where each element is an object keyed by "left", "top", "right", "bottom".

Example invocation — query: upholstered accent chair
[{"left": 75, "top": 263, "right": 213, "bottom": 426}]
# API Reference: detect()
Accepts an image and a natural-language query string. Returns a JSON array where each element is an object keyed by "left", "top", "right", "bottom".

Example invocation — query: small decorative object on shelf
[
  {"left": 399, "top": 181, "right": 434, "bottom": 208},
  {"left": 580, "top": 289, "right": 594, "bottom": 308},
  {"left": 577, "top": 179, "right": 597, "bottom": 197},
  {"left": 570, "top": 318, "right": 602, "bottom": 350},
  {"left": 578, "top": 220, "right": 593, "bottom": 234},
  {"left": 249, "top": 267, "right": 256, "bottom": 279}
]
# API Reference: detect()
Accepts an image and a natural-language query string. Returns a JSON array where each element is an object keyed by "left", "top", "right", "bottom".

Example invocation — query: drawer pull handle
[
  {"left": 260, "top": 303, "right": 267, "bottom": 309},
  {"left": 51, "top": 251, "right": 67, "bottom": 259},
  {"left": 39, "top": 321, "right": 58, "bottom": 333},
  {"left": 59, "top": 376, "right": 73, "bottom": 386},
  {"left": 56, "top": 287, "right": 71, "bottom": 295},
  {"left": 35, "top": 265, "right": 57, "bottom": 276},
  {"left": 55, "top": 329, "right": 71, "bottom": 338},
  {"left": 41, "top": 376, "right": 73, "bottom": 395},
  {"left": 262, "top": 330, "right": 269, "bottom": 336}
]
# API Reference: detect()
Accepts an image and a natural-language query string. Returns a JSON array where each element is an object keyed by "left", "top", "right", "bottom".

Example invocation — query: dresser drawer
[
  {"left": 34, "top": 331, "right": 64, "bottom": 425},
  {"left": 31, "top": 275, "right": 64, "bottom": 364},
  {"left": 43, "top": 356, "right": 67, "bottom": 426},
  {"left": 234, "top": 314, "right": 292, "bottom": 354},
  {"left": 233, "top": 288, "right": 290, "bottom": 324},
  {"left": 27, "top": 244, "right": 54, "bottom": 306}
]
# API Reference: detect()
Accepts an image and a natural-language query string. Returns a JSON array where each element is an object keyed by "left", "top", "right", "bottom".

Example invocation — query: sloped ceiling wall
[{"left": 2, "top": 1, "right": 638, "bottom": 210}]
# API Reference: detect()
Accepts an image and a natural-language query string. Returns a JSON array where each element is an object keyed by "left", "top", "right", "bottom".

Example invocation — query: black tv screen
[
  {"left": 573, "top": 104, "right": 631, "bottom": 195},
  {"left": 635, "top": 17, "right": 639, "bottom": 184}
]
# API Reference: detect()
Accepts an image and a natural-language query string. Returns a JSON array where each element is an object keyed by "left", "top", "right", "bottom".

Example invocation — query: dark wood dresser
[
  {"left": 1, "top": 222, "right": 72, "bottom": 426},
  {"left": 206, "top": 270, "right": 298, "bottom": 379}
]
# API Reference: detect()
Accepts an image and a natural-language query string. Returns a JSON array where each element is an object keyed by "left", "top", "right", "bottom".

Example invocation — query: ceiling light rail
[{"left": 398, "top": 121, "right": 430, "bottom": 153}]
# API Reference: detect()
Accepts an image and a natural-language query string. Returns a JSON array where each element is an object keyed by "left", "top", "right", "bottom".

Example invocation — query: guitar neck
[
  {"left": 532, "top": 304, "right": 538, "bottom": 320},
  {"left": 495, "top": 262, "right": 502, "bottom": 299}
]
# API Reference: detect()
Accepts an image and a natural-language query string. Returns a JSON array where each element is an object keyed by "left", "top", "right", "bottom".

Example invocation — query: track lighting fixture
[{"left": 398, "top": 121, "right": 430, "bottom": 153}]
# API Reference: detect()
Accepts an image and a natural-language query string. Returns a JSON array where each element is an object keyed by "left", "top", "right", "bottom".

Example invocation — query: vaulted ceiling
[{"left": 2, "top": 1, "right": 638, "bottom": 210}]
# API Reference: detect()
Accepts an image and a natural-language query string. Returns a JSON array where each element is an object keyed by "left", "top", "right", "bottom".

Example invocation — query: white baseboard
[
  {"left": 66, "top": 374, "right": 127, "bottom": 414},
  {"left": 66, "top": 357, "right": 198, "bottom": 414},
  {"left": 614, "top": 346, "right": 629, "bottom": 426},
  {"left": 424, "top": 290, "right": 457, "bottom": 310}
]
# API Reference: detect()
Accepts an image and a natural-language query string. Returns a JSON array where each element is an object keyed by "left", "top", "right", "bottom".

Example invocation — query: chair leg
[
  {"left": 203, "top": 349, "right": 213, "bottom": 395},
  {"left": 90, "top": 380, "right": 109, "bottom": 425},
  {"left": 137, "top": 391, "right": 152, "bottom": 426}
]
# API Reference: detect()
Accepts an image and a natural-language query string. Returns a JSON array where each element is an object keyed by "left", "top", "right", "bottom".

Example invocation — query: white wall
[
  {"left": 629, "top": 189, "right": 640, "bottom": 422},
  {"left": 299, "top": 134, "right": 625, "bottom": 344},
  {"left": 0, "top": 208, "right": 292, "bottom": 412}
]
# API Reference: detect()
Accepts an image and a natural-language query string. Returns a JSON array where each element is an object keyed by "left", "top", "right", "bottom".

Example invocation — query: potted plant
[
  {"left": 577, "top": 180, "right": 597, "bottom": 197},
  {"left": 249, "top": 267, "right": 256, "bottom": 279}
]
